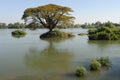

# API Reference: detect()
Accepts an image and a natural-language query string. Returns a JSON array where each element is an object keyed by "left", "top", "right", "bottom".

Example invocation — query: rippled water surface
[{"left": 0, "top": 29, "right": 120, "bottom": 80}]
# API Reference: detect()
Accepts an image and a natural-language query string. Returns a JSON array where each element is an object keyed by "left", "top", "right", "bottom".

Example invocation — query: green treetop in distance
[{"left": 22, "top": 4, "right": 75, "bottom": 32}]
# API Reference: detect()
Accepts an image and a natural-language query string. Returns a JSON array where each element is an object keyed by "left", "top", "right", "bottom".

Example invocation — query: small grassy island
[
  {"left": 12, "top": 30, "right": 27, "bottom": 38},
  {"left": 88, "top": 26, "right": 120, "bottom": 40},
  {"left": 40, "top": 30, "right": 75, "bottom": 39}
]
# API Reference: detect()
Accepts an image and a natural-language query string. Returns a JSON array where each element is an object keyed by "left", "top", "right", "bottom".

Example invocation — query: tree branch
[{"left": 36, "top": 13, "right": 46, "bottom": 27}]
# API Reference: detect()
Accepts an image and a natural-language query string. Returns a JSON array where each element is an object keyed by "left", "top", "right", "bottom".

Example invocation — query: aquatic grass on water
[
  {"left": 76, "top": 66, "right": 87, "bottom": 77},
  {"left": 90, "top": 59, "right": 101, "bottom": 71},
  {"left": 96, "top": 57, "right": 112, "bottom": 67}
]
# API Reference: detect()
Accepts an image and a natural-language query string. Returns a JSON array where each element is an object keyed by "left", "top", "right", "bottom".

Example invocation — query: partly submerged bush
[
  {"left": 90, "top": 60, "right": 101, "bottom": 71},
  {"left": 96, "top": 57, "right": 112, "bottom": 67},
  {"left": 76, "top": 66, "right": 87, "bottom": 77},
  {"left": 40, "top": 30, "right": 75, "bottom": 39},
  {"left": 88, "top": 26, "right": 120, "bottom": 40},
  {"left": 12, "top": 30, "right": 26, "bottom": 36},
  {"left": 97, "top": 32, "right": 110, "bottom": 40}
]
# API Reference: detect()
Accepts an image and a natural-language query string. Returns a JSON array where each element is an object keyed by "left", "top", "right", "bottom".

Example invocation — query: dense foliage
[{"left": 88, "top": 26, "right": 120, "bottom": 40}]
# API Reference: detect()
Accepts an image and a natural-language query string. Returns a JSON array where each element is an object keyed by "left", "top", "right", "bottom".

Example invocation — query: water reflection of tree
[{"left": 25, "top": 39, "right": 73, "bottom": 72}]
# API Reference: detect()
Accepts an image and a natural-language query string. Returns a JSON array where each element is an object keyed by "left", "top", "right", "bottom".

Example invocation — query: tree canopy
[{"left": 22, "top": 4, "right": 75, "bottom": 31}]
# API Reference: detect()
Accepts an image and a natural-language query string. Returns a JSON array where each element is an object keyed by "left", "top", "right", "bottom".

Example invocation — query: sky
[{"left": 0, "top": 0, "right": 120, "bottom": 24}]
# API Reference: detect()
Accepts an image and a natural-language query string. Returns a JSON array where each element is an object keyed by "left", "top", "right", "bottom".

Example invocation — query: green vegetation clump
[
  {"left": 12, "top": 30, "right": 26, "bottom": 36},
  {"left": 40, "top": 30, "right": 75, "bottom": 39},
  {"left": 76, "top": 66, "right": 87, "bottom": 77},
  {"left": 96, "top": 57, "right": 112, "bottom": 67},
  {"left": 90, "top": 60, "right": 101, "bottom": 71},
  {"left": 88, "top": 26, "right": 120, "bottom": 40},
  {"left": 76, "top": 57, "right": 112, "bottom": 76}
]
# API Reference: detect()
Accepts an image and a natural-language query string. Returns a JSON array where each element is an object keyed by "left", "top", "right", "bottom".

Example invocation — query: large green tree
[{"left": 22, "top": 4, "right": 74, "bottom": 32}]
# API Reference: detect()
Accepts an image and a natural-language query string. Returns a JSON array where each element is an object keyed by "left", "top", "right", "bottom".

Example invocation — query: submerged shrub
[
  {"left": 88, "top": 26, "right": 120, "bottom": 40},
  {"left": 12, "top": 30, "right": 26, "bottom": 35},
  {"left": 97, "top": 32, "right": 110, "bottom": 40},
  {"left": 90, "top": 60, "right": 101, "bottom": 71},
  {"left": 76, "top": 66, "right": 87, "bottom": 77},
  {"left": 96, "top": 57, "right": 112, "bottom": 67}
]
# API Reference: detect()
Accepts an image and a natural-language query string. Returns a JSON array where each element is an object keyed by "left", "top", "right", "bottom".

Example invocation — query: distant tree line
[
  {"left": 0, "top": 21, "right": 120, "bottom": 29},
  {"left": 74, "top": 21, "right": 120, "bottom": 29},
  {"left": 0, "top": 22, "right": 25, "bottom": 29},
  {"left": 57, "top": 21, "right": 120, "bottom": 29}
]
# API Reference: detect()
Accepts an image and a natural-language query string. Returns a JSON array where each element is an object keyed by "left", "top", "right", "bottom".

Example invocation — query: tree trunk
[
  {"left": 49, "top": 26, "right": 53, "bottom": 32},
  {"left": 49, "top": 28, "right": 52, "bottom": 32}
]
